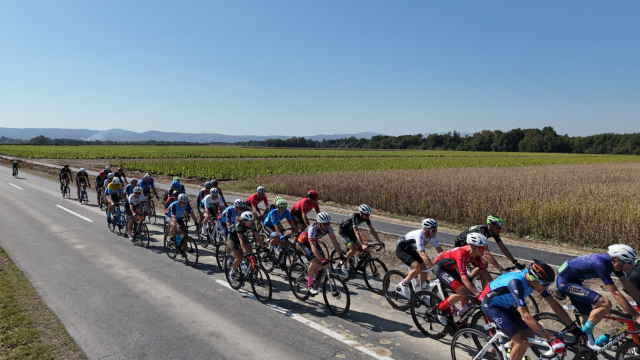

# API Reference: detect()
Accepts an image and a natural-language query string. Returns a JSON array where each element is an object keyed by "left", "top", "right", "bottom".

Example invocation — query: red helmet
[
  {"left": 307, "top": 190, "right": 318, "bottom": 199},
  {"left": 99, "top": 171, "right": 106, "bottom": 177},
  {"left": 117, "top": 167, "right": 123, "bottom": 172}
]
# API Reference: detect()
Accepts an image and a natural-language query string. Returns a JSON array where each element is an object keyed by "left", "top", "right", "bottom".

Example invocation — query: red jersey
[
  {"left": 291, "top": 198, "right": 320, "bottom": 216},
  {"left": 246, "top": 193, "right": 268, "bottom": 207},
  {"left": 435, "top": 245, "right": 486, "bottom": 277}
]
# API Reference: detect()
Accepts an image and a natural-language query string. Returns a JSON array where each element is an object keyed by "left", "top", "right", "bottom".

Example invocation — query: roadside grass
[{"left": 0, "top": 246, "right": 86, "bottom": 360}]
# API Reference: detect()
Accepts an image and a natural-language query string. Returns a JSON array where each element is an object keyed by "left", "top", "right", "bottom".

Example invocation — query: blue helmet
[{"left": 171, "top": 180, "right": 180, "bottom": 188}]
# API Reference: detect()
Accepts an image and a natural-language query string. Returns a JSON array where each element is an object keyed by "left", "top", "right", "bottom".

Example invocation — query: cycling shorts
[
  {"left": 434, "top": 258, "right": 463, "bottom": 292},
  {"left": 165, "top": 216, "right": 185, "bottom": 228},
  {"left": 264, "top": 224, "right": 284, "bottom": 237},
  {"left": 296, "top": 242, "right": 325, "bottom": 261},
  {"left": 339, "top": 230, "right": 357, "bottom": 247},
  {"left": 109, "top": 194, "right": 121, "bottom": 204},
  {"left": 291, "top": 213, "right": 305, "bottom": 228},
  {"left": 227, "top": 232, "right": 250, "bottom": 252},
  {"left": 481, "top": 301, "right": 529, "bottom": 338},
  {"left": 395, "top": 242, "right": 423, "bottom": 266},
  {"left": 556, "top": 276, "right": 602, "bottom": 315},
  {"left": 125, "top": 204, "right": 144, "bottom": 218}
]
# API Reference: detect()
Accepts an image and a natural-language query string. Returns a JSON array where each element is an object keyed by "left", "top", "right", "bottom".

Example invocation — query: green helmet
[
  {"left": 273, "top": 196, "right": 283, "bottom": 203},
  {"left": 487, "top": 215, "right": 504, "bottom": 227},
  {"left": 275, "top": 199, "right": 288, "bottom": 209},
  {"left": 173, "top": 176, "right": 180, "bottom": 181}
]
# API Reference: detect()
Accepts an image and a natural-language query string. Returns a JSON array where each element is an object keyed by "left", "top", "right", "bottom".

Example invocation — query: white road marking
[
  {"left": 9, "top": 183, "right": 24, "bottom": 190},
  {"left": 56, "top": 205, "right": 94, "bottom": 222},
  {"left": 216, "top": 279, "right": 395, "bottom": 360}
]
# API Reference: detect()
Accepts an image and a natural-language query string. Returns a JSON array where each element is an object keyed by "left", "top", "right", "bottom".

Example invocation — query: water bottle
[
  {"left": 240, "top": 261, "right": 248, "bottom": 274},
  {"left": 411, "top": 277, "right": 420, "bottom": 291},
  {"left": 300, "top": 256, "right": 307, "bottom": 262},
  {"left": 273, "top": 247, "right": 280, "bottom": 257},
  {"left": 594, "top": 334, "right": 609, "bottom": 347},
  {"left": 176, "top": 234, "right": 183, "bottom": 246}
]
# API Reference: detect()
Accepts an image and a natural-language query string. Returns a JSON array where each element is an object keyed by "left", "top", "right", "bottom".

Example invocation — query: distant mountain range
[{"left": 0, "top": 128, "right": 383, "bottom": 143}]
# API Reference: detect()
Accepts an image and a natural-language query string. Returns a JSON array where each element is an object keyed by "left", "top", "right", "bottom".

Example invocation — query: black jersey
[
  {"left": 455, "top": 224, "right": 502, "bottom": 248},
  {"left": 339, "top": 212, "right": 371, "bottom": 235}
]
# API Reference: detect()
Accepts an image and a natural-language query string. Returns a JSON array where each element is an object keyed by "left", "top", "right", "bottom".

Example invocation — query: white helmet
[
  {"left": 608, "top": 244, "right": 637, "bottom": 264},
  {"left": 234, "top": 199, "right": 245, "bottom": 207},
  {"left": 358, "top": 204, "right": 372, "bottom": 214},
  {"left": 257, "top": 186, "right": 266, "bottom": 194},
  {"left": 113, "top": 178, "right": 120, "bottom": 185},
  {"left": 210, "top": 188, "right": 219, "bottom": 197},
  {"left": 316, "top": 212, "right": 331, "bottom": 224},
  {"left": 105, "top": 166, "right": 111, "bottom": 171},
  {"left": 178, "top": 193, "right": 188, "bottom": 203},
  {"left": 133, "top": 186, "right": 143, "bottom": 193},
  {"left": 80, "top": 168, "right": 86, "bottom": 172},
  {"left": 240, "top": 211, "right": 254, "bottom": 221},
  {"left": 467, "top": 233, "right": 488, "bottom": 247},
  {"left": 143, "top": 173, "right": 150, "bottom": 179},
  {"left": 108, "top": 173, "right": 115, "bottom": 179},
  {"left": 421, "top": 218, "right": 438, "bottom": 230}
]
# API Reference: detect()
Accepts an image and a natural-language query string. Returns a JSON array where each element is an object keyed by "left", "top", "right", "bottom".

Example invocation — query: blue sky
[{"left": 1, "top": 1, "right": 638, "bottom": 137}]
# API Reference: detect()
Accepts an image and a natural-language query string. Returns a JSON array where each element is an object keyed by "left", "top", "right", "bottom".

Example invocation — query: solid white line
[
  {"left": 215, "top": 279, "right": 395, "bottom": 360},
  {"left": 56, "top": 205, "right": 94, "bottom": 222},
  {"left": 8, "top": 183, "right": 24, "bottom": 190}
]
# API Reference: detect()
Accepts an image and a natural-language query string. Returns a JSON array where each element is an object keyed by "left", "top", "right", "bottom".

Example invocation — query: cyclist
[
  {"left": 196, "top": 181, "right": 214, "bottom": 224},
  {"left": 165, "top": 193, "right": 198, "bottom": 253},
  {"left": 103, "top": 165, "right": 112, "bottom": 176},
  {"left": 105, "top": 178, "right": 124, "bottom": 224},
  {"left": 124, "top": 178, "right": 139, "bottom": 198},
  {"left": 246, "top": 186, "right": 268, "bottom": 219},
  {"left": 338, "top": 204, "right": 385, "bottom": 276},
  {"left": 114, "top": 167, "right": 128, "bottom": 184},
  {"left": 480, "top": 260, "right": 572, "bottom": 360},
  {"left": 95, "top": 171, "right": 107, "bottom": 205},
  {"left": 200, "top": 188, "right": 224, "bottom": 238},
  {"left": 556, "top": 244, "right": 640, "bottom": 350},
  {"left": 264, "top": 199, "right": 297, "bottom": 250},
  {"left": 227, "top": 211, "right": 264, "bottom": 282},
  {"left": 395, "top": 218, "right": 444, "bottom": 298},
  {"left": 104, "top": 173, "right": 114, "bottom": 188},
  {"left": 296, "top": 212, "right": 346, "bottom": 295},
  {"left": 220, "top": 199, "right": 251, "bottom": 241},
  {"left": 59, "top": 164, "right": 73, "bottom": 196},
  {"left": 210, "top": 179, "right": 228, "bottom": 207},
  {"left": 455, "top": 215, "right": 524, "bottom": 277},
  {"left": 139, "top": 173, "right": 158, "bottom": 199},
  {"left": 75, "top": 168, "right": 90, "bottom": 202},
  {"left": 290, "top": 190, "right": 320, "bottom": 232},
  {"left": 12, "top": 159, "right": 19, "bottom": 176},
  {"left": 433, "top": 233, "right": 492, "bottom": 324},
  {"left": 126, "top": 186, "right": 147, "bottom": 241},
  {"left": 169, "top": 179, "right": 185, "bottom": 194},
  {"left": 164, "top": 189, "right": 180, "bottom": 209}
]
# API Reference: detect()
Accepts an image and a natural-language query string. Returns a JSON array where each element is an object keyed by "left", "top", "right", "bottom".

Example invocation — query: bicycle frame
[
  {"left": 480, "top": 322, "right": 560, "bottom": 359},
  {"left": 399, "top": 264, "right": 446, "bottom": 299},
  {"left": 562, "top": 304, "right": 640, "bottom": 352}
]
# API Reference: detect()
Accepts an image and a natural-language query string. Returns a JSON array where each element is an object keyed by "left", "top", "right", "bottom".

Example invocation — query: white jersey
[
  {"left": 397, "top": 229, "right": 440, "bottom": 251},
  {"left": 128, "top": 193, "right": 147, "bottom": 206},
  {"left": 202, "top": 195, "right": 224, "bottom": 209}
]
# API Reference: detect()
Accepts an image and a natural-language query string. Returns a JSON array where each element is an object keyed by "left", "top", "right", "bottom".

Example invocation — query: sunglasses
[{"left": 473, "top": 245, "right": 486, "bottom": 251}]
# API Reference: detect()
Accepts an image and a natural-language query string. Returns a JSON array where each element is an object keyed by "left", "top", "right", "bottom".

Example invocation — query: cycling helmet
[
  {"left": 307, "top": 190, "right": 319, "bottom": 199},
  {"left": 211, "top": 179, "right": 219, "bottom": 187},
  {"left": 257, "top": 186, "right": 266, "bottom": 195},
  {"left": 273, "top": 196, "right": 283, "bottom": 203},
  {"left": 466, "top": 233, "right": 488, "bottom": 247},
  {"left": 64, "top": 164, "right": 69, "bottom": 167},
  {"left": 113, "top": 178, "right": 121, "bottom": 185},
  {"left": 316, "top": 212, "right": 331, "bottom": 224},
  {"left": 171, "top": 180, "right": 180, "bottom": 188},
  {"left": 528, "top": 259, "right": 555, "bottom": 284},
  {"left": 487, "top": 215, "right": 504, "bottom": 227},
  {"left": 133, "top": 186, "right": 143, "bottom": 193},
  {"left": 358, "top": 204, "right": 372, "bottom": 215},
  {"left": 143, "top": 173, "right": 150, "bottom": 179},
  {"left": 117, "top": 167, "right": 123, "bottom": 172},
  {"left": 105, "top": 166, "right": 111, "bottom": 171},
  {"left": 178, "top": 193, "right": 188, "bottom": 203},
  {"left": 240, "top": 211, "right": 254, "bottom": 221},
  {"left": 234, "top": 199, "right": 245, "bottom": 207},
  {"left": 608, "top": 244, "right": 637, "bottom": 264},
  {"left": 275, "top": 199, "right": 287, "bottom": 209},
  {"left": 79, "top": 168, "right": 86, "bottom": 172},
  {"left": 108, "top": 173, "right": 115, "bottom": 179},
  {"left": 204, "top": 181, "right": 213, "bottom": 188},
  {"left": 210, "top": 188, "right": 219, "bottom": 197},
  {"left": 99, "top": 171, "right": 106, "bottom": 177},
  {"left": 130, "top": 178, "right": 138, "bottom": 184},
  {"left": 421, "top": 218, "right": 438, "bottom": 230},
  {"left": 173, "top": 176, "right": 180, "bottom": 181},
  {"left": 170, "top": 189, "right": 180, "bottom": 197}
]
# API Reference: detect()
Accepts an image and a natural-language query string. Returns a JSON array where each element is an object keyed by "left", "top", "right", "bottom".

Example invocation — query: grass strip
[{"left": 0, "top": 246, "right": 86, "bottom": 360}]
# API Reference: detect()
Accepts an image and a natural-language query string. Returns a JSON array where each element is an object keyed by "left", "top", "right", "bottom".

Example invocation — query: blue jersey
[
  {"left": 166, "top": 201, "right": 193, "bottom": 218},
  {"left": 125, "top": 184, "right": 134, "bottom": 196},
  {"left": 482, "top": 270, "right": 549, "bottom": 308},
  {"left": 220, "top": 206, "right": 238, "bottom": 224},
  {"left": 558, "top": 253, "right": 625, "bottom": 286},
  {"left": 263, "top": 209, "right": 292, "bottom": 227},
  {"left": 139, "top": 178, "right": 154, "bottom": 193}
]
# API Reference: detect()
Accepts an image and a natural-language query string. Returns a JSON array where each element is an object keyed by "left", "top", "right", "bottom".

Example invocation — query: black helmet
[
  {"left": 528, "top": 259, "right": 555, "bottom": 284},
  {"left": 211, "top": 179, "right": 219, "bottom": 187}
]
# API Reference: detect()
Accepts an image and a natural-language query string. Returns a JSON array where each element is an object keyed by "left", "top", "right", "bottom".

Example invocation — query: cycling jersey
[
  {"left": 114, "top": 171, "right": 126, "bottom": 182},
  {"left": 297, "top": 223, "right": 334, "bottom": 243},
  {"left": 263, "top": 208, "right": 292, "bottom": 227},
  {"left": 627, "top": 261, "right": 640, "bottom": 291},
  {"left": 220, "top": 206, "right": 239, "bottom": 224},
  {"left": 339, "top": 212, "right": 371, "bottom": 235},
  {"left": 455, "top": 224, "right": 501, "bottom": 247},
  {"left": 557, "top": 253, "right": 624, "bottom": 286},
  {"left": 166, "top": 201, "right": 193, "bottom": 219},
  {"left": 139, "top": 178, "right": 154, "bottom": 193},
  {"left": 228, "top": 221, "right": 257, "bottom": 252},
  {"left": 291, "top": 198, "right": 320, "bottom": 216},
  {"left": 201, "top": 195, "right": 224, "bottom": 210},
  {"left": 435, "top": 245, "right": 486, "bottom": 277},
  {"left": 397, "top": 229, "right": 440, "bottom": 251},
  {"left": 106, "top": 182, "right": 124, "bottom": 194},
  {"left": 124, "top": 184, "right": 134, "bottom": 197},
  {"left": 170, "top": 182, "right": 186, "bottom": 194},
  {"left": 481, "top": 270, "right": 550, "bottom": 308},
  {"left": 128, "top": 193, "right": 146, "bottom": 206},
  {"left": 76, "top": 171, "right": 89, "bottom": 183},
  {"left": 95, "top": 176, "right": 106, "bottom": 187},
  {"left": 12, "top": 162, "right": 18, "bottom": 168},
  {"left": 103, "top": 179, "right": 110, "bottom": 188},
  {"left": 246, "top": 193, "right": 268, "bottom": 208},
  {"left": 60, "top": 168, "right": 72, "bottom": 179}
]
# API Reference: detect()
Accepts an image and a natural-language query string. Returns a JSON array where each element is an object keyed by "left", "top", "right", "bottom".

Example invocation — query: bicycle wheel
[
  {"left": 323, "top": 273, "right": 350, "bottom": 317},
  {"left": 256, "top": 246, "right": 275, "bottom": 273},
  {"left": 107, "top": 211, "right": 116, "bottom": 232},
  {"left": 215, "top": 241, "right": 227, "bottom": 270},
  {"left": 383, "top": 269, "right": 413, "bottom": 311},
  {"left": 288, "top": 262, "right": 310, "bottom": 301},
  {"left": 81, "top": 191, "right": 88, "bottom": 205},
  {"left": 164, "top": 232, "right": 178, "bottom": 260},
  {"left": 64, "top": 185, "right": 70, "bottom": 199},
  {"left": 197, "top": 229, "right": 209, "bottom": 248},
  {"left": 451, "top": 328, "right": 503, "bottom": 360},
  {"left": 224, "top": 255, "right": 242, "bottom": 290},
  {"left": 149, "top": 201, "right": 157, "bottom": 225},
  {"left": 411, "top": 290, "right": 447, "bottom": 339},
  {"left": 362, "top": 258, "right": 388, "bottom": 295},
  {"left": 183, "top": 236, "right": 199, "bottom": 267},
  {"left": 532, "top": 312, "right": 579, "bottom": 347},
  {"left": 250, "top": 265, "right": 272, "bottom": 304},
  {"left": 117, "top": 211, "right": 125, "bottom": 234},
  {"left": 617, "top": 339, "right": 640, "bottom": 360},
  {"left": 281, "top": 246, "right": 298, "bottom": 274},
  {"left": 141, "top": 224, "right": 150, "bottom": 248}
]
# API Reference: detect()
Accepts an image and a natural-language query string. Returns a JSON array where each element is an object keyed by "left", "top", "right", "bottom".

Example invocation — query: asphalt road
[{"left": 1, "top": 165, "right": 462, "bottom": 360}]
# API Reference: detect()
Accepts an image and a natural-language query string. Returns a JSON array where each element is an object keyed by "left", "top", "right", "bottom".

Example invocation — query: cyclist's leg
[
  {"left": 395, "top": 244, "right": 423, "bottom": 285},
  {"left": 227, "top": 235, "right": 242, "bottom": 271},
  {"left": 483, "top": 303, "right": 532, "bottom": 360},
  {"left": 76, "top": 180, "right": 81, "bottom": 198},
  {"left": 125, "top": 204, "right": 134, "bottom": 233},
  {"left": 557, "top": 277, "right": 607, "bottom": 339},
  {"left": 434, "top": 259, "right": 467, "bottom": 310},
  {"left": 339, "top": 231, "right": 357, "bottom": 267}
]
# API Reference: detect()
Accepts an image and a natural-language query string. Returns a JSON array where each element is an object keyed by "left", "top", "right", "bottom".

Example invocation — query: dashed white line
[
  {"left": 215, "top": 279, "right": 395, "bottom": 360},
  {"left": 8, "top": 183, "right": 24, "bottom": 190},
  {"left": 56, "top": 205, "right": 94, "bottom": 222}
]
